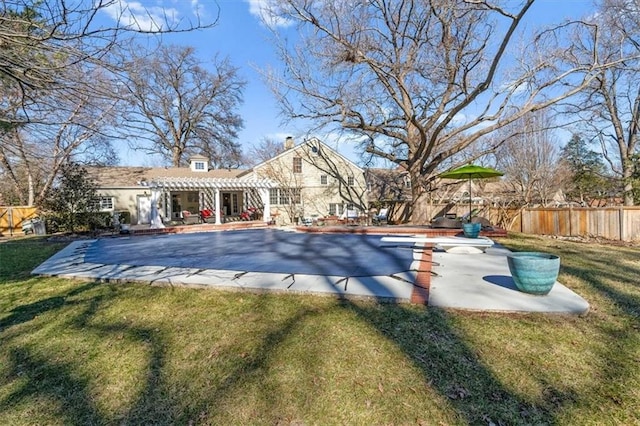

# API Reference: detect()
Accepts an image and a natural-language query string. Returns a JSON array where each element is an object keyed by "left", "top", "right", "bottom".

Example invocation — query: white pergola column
[
  {"left": 215, "top": 188, "right": 222, "bottom": 225},
  {"left": 260, "top": 188, "right": 271, "bottom": 223},
  {"left": 149, "top": 187, "right": 165, "bottom": 229}
]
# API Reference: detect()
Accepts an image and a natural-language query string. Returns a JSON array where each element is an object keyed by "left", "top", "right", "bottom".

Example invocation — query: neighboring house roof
[
  {"left": 365, "top": 167, "right": 411, "bottom": 202},
  {"left": 87, "top": 166, "right": 247, "bottom": 188}
]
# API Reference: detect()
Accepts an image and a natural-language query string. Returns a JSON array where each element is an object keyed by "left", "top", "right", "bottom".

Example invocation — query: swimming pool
[{"left": 84, "top": 228, "right": 416, "bottom": 277}]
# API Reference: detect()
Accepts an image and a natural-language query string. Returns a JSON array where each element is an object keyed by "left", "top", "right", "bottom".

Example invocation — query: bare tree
[
  {"left": 120, "top": 44, "right": 245, "bottom": 168},
  {"left": 560, "top": 0, "right": 640, "bottom": 205},
  {"left": 0, "top": 67, "right": 120, "bottom": 206},
  {"left": 494, "top": 110, "right": 569, "bottom": 206},
  {"left": 0, "top": 0, "right": 216, "bottom": 125},
  {"left": 0, "top": 1, "right": 218, "bottom": 205},
  {"left": 246, "top": 137, "right": 286, "bottom": 166},
  {"left": 262, "top": 0, "right": 603, "bottom": 223}
]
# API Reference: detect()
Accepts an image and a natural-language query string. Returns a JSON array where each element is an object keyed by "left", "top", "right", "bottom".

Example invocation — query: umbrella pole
[{"left": 468, "top": 178, "right": 472, "bottom": 220}]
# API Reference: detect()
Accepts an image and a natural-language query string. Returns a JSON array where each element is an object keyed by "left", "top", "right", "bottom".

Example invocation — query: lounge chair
[
  {"left": 339, "top": 209, "right": 360, "bottom": 225},
  {"left": 431, "top": 209, "right": 492, "bottom": 229},
  {"left": 373, "top": 208, "right": 388, "bottom": 225}
]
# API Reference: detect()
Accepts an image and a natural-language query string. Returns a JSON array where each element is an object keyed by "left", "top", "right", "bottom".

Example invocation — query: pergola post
[
  {"left": 260, "top": 188, "right": 271, "bottom": 223},
  {"left": 215, "top": 188, "right": 221, "bottom": 225}
]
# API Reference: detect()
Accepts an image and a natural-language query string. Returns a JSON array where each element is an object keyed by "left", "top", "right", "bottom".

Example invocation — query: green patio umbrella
[{"left": 439, "top": 164, "right": 504, "bottom": 218}]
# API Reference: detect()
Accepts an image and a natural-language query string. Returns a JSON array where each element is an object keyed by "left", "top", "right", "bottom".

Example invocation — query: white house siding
[
  {"left": 248, "top": 139, "right": 368, "bottom": 224},
  {"left": 95, "top": 187, "right": 160, "bottom": 225}
]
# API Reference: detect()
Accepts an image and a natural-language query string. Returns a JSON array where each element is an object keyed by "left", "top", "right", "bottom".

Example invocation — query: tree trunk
[
  {"left": 28, "top": 173, "right": 34, "bottom": 206},
  {"left": 172, "top": 148, "right": 182, "bottom": 167},
  {"left": 622, "top": 159, "right": 635, "bottom": 206},
  {"left": 410, "top": 191, "right": 432, "bottom": 225}
]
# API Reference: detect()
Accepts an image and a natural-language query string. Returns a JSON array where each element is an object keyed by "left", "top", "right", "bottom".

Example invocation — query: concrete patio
[{"left": 31, "top": 228, "right": 589, "bottom": 314}]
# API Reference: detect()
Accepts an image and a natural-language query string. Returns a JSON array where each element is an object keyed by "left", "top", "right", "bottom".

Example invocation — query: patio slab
[{"left": 430, "top": 246, "right": 590, "bottom": 314}]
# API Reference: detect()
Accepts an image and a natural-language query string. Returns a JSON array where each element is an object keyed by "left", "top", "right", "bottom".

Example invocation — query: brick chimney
[{"left": 284, "top": 136, "right": 294, "bottom": 150}]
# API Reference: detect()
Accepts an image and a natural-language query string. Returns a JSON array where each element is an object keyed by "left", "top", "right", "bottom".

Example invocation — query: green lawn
[{"left": 0, "top": 234, "right": 638, "bottom": 425}]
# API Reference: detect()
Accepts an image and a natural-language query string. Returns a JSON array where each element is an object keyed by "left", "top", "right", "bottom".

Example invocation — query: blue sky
[{"left": 105, "top": 0, "right": 596, "bottom": 167}]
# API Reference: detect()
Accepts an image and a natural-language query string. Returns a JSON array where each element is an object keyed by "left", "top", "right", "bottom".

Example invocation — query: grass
[{"left": 0, "top": 234, "right": 638, "bottom": 425}]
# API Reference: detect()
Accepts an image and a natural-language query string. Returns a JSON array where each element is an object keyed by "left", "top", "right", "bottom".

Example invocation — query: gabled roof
[
  {"left": 87, "top": 166, "right": 247, "bottom": 188},
  {"left": 253, "top": 137, "right": 364, "bottom": 174}
]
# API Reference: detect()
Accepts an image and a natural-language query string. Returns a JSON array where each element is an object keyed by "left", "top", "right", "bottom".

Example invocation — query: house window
[
  {"left": 320, "top": 175, "right": 328, "bottom": 185},
  {"left": 291, "top": 188, "right": 301, "bottom": 204},
  {"left": 293, "top": 157, "right": 302, "bottom": 173},
  {"left": 329, "top": 203, "right": 344, "bottom": 216},
  {"left": 269, "top": 189, "right": 279, "bottom": 205},
  {"left": 279, "top": 191, "right": 290, "bottom": 205},
  {"left": 347, "top": 176, "right": 355, "bottom": 186},
  {"left": 194, "top": 161, "right": 205, "bottom": 170},
  {"left": 403, "top": 176, "right": 411, "bottom": 188},
  {"left": 269, "top": 188, "right": 300, "bottom": 205},
  {"left": 94, "top": 196, "right": 114, "bottom": 211}
]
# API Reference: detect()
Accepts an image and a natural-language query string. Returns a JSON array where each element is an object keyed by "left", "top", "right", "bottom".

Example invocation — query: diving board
[{"left": 380, "top": 235, "right": 494, "bottom": 253}]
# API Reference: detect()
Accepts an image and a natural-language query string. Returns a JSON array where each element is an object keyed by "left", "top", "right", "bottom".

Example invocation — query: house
[
  {"left": 243, "top": 137, "right": 368, "bottom": 224},
  {"left": 88, "top": 137, "right": 368, "bottom": 226}
]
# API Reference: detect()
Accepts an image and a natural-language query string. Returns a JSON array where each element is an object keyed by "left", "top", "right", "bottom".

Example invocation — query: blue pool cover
[{"left": 84, "top": 229, "right": 415, "bottom": 277}]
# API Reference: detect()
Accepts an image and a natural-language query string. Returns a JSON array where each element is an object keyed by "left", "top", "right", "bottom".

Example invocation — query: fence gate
[{"left": 0, "top": 206, "right": 39, "bottom": 236}]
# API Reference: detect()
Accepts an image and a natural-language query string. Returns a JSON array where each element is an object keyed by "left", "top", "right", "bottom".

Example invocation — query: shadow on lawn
[
  {"left": 0, "top": 278, "right": 172, "bottom": 424},
  {"left": 348, "top": 304, "right": 568, "bottom": 424}
]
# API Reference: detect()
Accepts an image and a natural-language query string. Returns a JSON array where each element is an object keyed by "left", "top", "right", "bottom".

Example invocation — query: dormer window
[{"left": 189, "top": 155, "right": 209, "bottom": 172}]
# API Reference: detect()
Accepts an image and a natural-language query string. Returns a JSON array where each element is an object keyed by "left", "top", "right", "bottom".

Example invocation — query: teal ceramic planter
[
  {"left": 462, "top": 222, "right": 481, "bottom": 238},
  {"left": 507, "top": 252, "right": 560, "bottom": 295}
]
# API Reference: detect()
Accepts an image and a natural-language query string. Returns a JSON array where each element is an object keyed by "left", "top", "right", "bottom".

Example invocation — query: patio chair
[
  {"left": 346, "top": 209, "right": 360, "bottom": 225},
  {"left": 373, "top": 208, "right": 388, "bottom": 225},
  {"left": 181, "top": 210, "right": 201, "bottom": 225}
]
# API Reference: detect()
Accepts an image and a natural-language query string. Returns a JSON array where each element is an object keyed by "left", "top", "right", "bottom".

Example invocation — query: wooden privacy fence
[
  {"left": 0, "top": 206, "right": 39, "bottom": 236},
  {"left": 519, "top": 207, "right": 640, "bottom": 242},
  {"left": 423, "top": 203, "right": 640, "bottom": 242}
]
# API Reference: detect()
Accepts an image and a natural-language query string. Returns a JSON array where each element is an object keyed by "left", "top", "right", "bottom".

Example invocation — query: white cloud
[
  {"left": 244, "top": 0, "right": 294, "bottom": 28},
  {"left": 102, "top": 0, "right": 180, "bottom": 32},
  {"left": 190, "top": 0, "right": 209, "bottom": 20},
  {"left": 265, "top": 132, "right": 296, "bottom": 143}
]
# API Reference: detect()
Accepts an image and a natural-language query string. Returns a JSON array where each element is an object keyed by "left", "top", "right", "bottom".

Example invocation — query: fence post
[
  {"left": 8, "top": 207, "right": 13, "bottom": 236},
  {"left": 619, "top": 206, "right": 624, "bottom": 241},
  {"left": 568, "top": 205, "right": 572, "bottom": 236}
]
